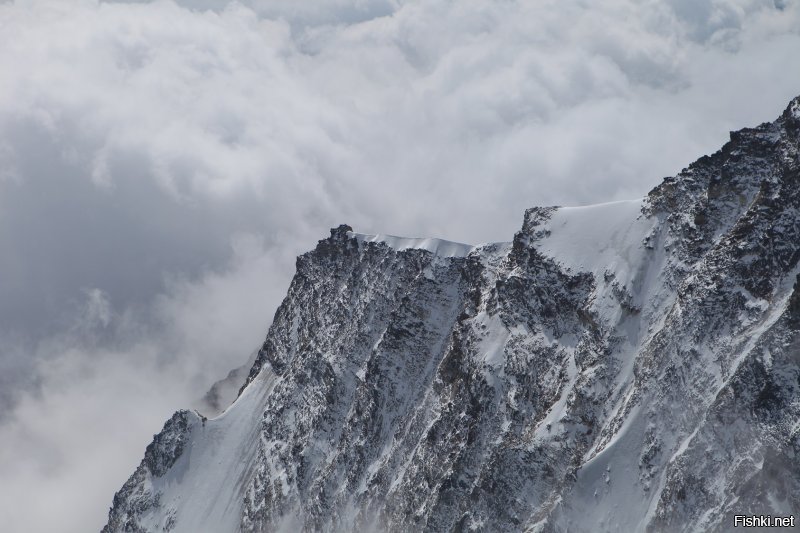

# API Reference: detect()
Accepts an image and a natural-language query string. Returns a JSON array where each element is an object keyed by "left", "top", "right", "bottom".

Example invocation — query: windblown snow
[{"left": 348, "top": 232, "right": 475, "bottom": 258}]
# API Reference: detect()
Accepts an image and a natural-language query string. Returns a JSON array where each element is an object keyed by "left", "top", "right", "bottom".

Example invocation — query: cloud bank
[{"left": 0, "top": 0, "right": 799, "bottom": 531}]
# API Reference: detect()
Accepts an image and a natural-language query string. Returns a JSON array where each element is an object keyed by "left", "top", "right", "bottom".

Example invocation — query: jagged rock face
[
  {"left": 104, "top": 411, "right": 191, "bottom": 533},
  {"left": 105, "top": 97, "right": 800, "bottom": 533}
]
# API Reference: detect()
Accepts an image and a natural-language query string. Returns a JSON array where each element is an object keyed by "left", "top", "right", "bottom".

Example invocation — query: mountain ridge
[{"left": 104, "top": 95, "right": 800, "bottom": 533}]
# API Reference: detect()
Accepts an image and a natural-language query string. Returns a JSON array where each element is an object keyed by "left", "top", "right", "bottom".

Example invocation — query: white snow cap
[{"left": 348, "top": 231, "right": 475, "bottom": 258}]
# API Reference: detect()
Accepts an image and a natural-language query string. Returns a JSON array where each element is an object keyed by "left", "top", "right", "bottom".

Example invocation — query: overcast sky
[{"left": 1, "top": 0, "right": 799, "bottom": 531}]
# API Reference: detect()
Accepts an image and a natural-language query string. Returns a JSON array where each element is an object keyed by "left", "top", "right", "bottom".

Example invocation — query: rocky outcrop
[{"left": 103, "top": 411, "right": 196, "bottom": 533}]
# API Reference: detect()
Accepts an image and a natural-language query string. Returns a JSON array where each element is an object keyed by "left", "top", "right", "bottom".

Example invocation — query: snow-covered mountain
[{"left": 104, "top": 97, "right": 800, "bottom": 533}]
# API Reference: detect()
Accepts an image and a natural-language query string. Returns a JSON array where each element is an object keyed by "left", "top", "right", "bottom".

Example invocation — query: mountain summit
[{"left": 104, "top": 97, "right": 800, "bottom": 532}]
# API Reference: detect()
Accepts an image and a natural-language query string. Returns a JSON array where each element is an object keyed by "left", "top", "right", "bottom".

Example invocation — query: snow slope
[{"left": 139, "top": 368, "right": 278, "bottom": 533}]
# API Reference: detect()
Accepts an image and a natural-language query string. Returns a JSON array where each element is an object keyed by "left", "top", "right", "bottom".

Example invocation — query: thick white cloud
[{"left": 0, "top": 0, "right": 799, "bottom": 531}]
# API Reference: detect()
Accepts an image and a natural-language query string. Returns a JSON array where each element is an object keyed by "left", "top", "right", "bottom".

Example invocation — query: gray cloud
[{"left": 0, "top": 0, "right": 799, "bottom": 531}]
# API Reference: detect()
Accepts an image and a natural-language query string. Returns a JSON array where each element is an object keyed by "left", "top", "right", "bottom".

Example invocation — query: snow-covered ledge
[{"left": 348, "top": 231, "right": 475, "bottom": 258}]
